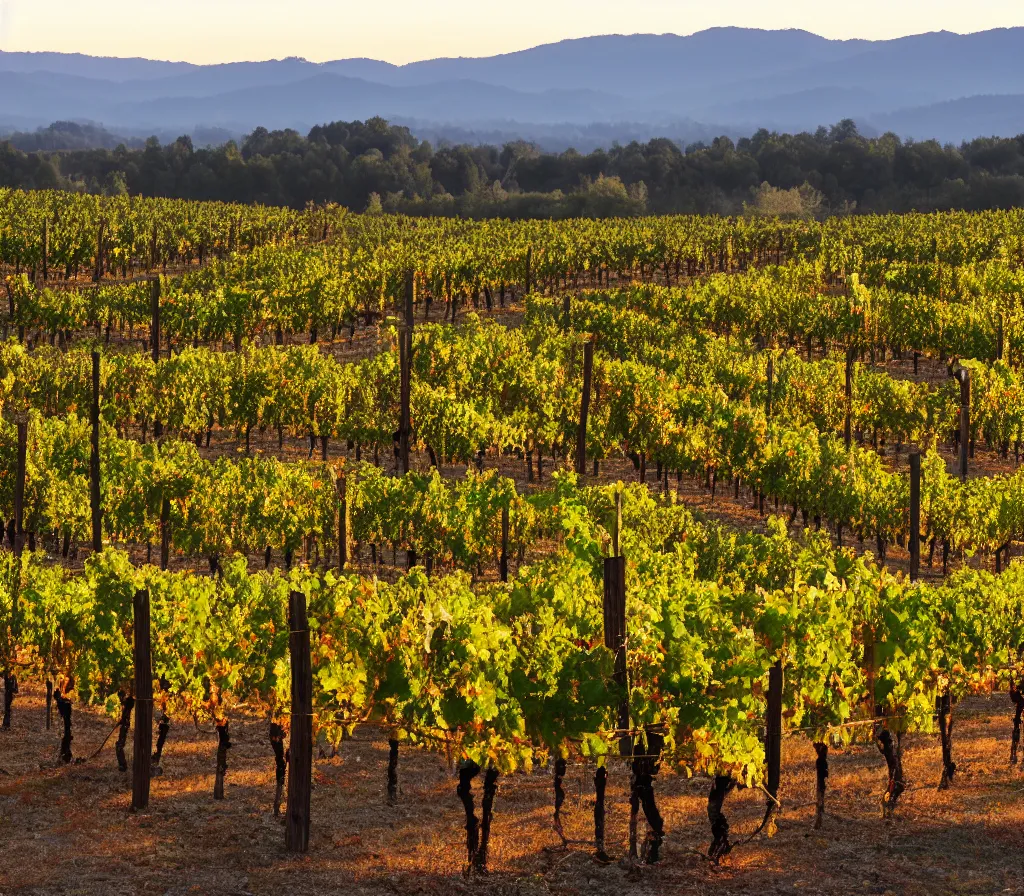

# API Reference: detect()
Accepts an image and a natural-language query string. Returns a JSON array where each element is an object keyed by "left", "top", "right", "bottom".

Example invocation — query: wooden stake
[
  {"left": 159, "top": 498, "right": 170, "bottom": 570},
  {"left": 575, "top": 340, "right": 594, "bottom": 476},
  {"left": 14, "top": 421, "right": 26, "bottom": 558},
  {"left": 763, "top": 659, "right": 783, "bottom": 830},
  {"left": 90, "top": 352, "right": 102, "bottom": 555},
  {"left": 603, "top": 555, "right": 629, "bottom": 756},
  {"left": 151, "top": 278, "right": 161, "bottom": 363},
  {"left": 93, "top": 219, "right": 105, "bottom": 282},
  {"left": 338, "top": 475, "right": 349, "bottom": 569},
  {"left": 909, "top": 450, "right": 921, "bottom": 581},
  {"left": 499, "top": 506, "right": 509, "bottom": 583},
  {"left": 41, "top": 219, "right": 48, "bottom": 283},
  {"left": 957, "top": 368, "right": 970, "bottom": 481},
  {"left": 613, "top": 488, "right": 622, "bottom": 559},
  {"left": 132, "top": 589, "right": 153, "bottom": 811},
  {"left": 404, "top": 269, "right": 415, "bottom": 329},
  {"left": 399, "top": 329, "right": 411, "bottom": 475},
  {"left": 844, "top": 347, "right": 854, "bottom": 450},
  {"left": 286, "top": 591, "right": 312, "bottom": 853},
  {"left": 151, "top": 279, "right": 163, "bottom": 439}
]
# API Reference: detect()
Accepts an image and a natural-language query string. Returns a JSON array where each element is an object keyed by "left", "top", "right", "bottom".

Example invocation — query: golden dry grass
[{"left": 1, "top": 686, "right": 1022, "bottom": 895}]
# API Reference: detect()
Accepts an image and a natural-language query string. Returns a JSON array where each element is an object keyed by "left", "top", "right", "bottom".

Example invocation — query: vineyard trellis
[{"left": 1, "top": 196, "right": 1024, "bottom": 873}]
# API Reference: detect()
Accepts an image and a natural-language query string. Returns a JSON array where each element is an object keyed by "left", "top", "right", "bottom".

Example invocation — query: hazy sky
[{"left": 2, "top": 0, "right": 1022, "bottom": 64}]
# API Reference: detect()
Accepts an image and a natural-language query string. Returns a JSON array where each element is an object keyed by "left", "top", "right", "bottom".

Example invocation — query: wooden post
[
  {"left": 957, "top": 368, "right": 970, "bottom": 481},
  {"left": 12, "top": 421, "right": 26, "bottom": 557},
  {"left": 132, "top": 589, "right": 153, "bottom": 811},
  {"left": 909, "top": 450, "right": 921, "bottom": 581},
  {"left": 499, "top": 506, "right": 509, "bottom": 583},
  {"left": 151, "top": 279, "right": 163, "bottom": 439},
  {"left": 764, "top": 658, "right": 783, "bottom": 829},
  {"left": 151, "top": 278, "right": 161, "bottom": 363},
  {"left": 399, "top": 329, "right": 411, "bottom": 475},
  {"left": 575, "top": 340, "right": 594, "bottom": 476},
  {"left": 41, "top": 219, "right": 48, "bottom": 283},
  {"left": 605, "top": 488, "right": 628, "bottom": 753},
  {"left": 997, "top": 315, "right": 1004, "bottom": 362},
  {"left": 562, "top": 293, "right": 571, "bottom": 330},
  {"left": 286, "top": 591, "right": 312, "bottom": 853},
  {"left": 613, "top": 488, "right": 622, "bottom": 559},
  {"left": 765, "top": 353, "right": 774, "bottom": 421},
  {"left": 159, "top": 498, "right": 170, "bottom": 570},
  {"left": 93, "top": 219, "right": 105, "bottom": 282},
  {"left": 603, "top": 555, "right": 629, "bottom": 755},
  {"left": 844, "top": 347, "right": 854, "bottom": 450},
  {"left": 338, "top": 475, "right": 349, "bottom": 569},
  {"left": 525, "top": 246, "right": 532, "bottom": 295},
  {"left": 90, "top": 351, "right": 102, "bottom": 555},
  {"left": 404, "top": 269, "right": 415, "bottom": 330}
]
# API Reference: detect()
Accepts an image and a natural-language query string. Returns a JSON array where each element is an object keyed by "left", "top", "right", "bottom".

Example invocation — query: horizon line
[{"left": 2, "top": 24, "right": 1020, "bottom": 69}]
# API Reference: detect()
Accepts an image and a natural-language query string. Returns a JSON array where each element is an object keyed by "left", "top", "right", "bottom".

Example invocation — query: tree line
[{"left": 1, "top": 117, "right": 1023, "bottom": 217}]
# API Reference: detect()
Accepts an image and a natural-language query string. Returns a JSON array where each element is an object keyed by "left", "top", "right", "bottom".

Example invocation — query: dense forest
[{"left": 2, "top": 117, "right": 1023, "bottom": 216}]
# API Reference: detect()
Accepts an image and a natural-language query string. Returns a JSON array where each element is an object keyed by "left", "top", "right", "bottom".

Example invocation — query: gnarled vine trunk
[
  {"left": 270, "top": 722, "right": 286, "bottom": 816},
  {"left": 707, "top": 775, "right": 737, "bottom": 862},
  {"left": 115, "top": 692, "right": 135, "bottom": 772},
  {"left": 553, "top": 757, "right": 567, "bottom": 847},
  {"left": 813, "top": 742, "right": 829, "bottom": 829},
  {"left": 2, "top": 671, "right": 17, "bottom": 729},
  {"left": 56, "top": 691, "right": 73, "bottom": 763},
  {"left": 937, "top": 692, "right": 956, "bottom": 789},
  {"left": 875, "top": 724, "right": 905, "bottom": 817},
  {"left": 593, "top": 765, "right": 609, "bottom": 862},
  {"left": 214, "top": 721, "right": 231, "bottom": 800},
  {"left": 387, "top": 738, "right": 399, "bottom": 805},
  {"left": 153, "top": 714, "right": 170, "bottom": 773}
]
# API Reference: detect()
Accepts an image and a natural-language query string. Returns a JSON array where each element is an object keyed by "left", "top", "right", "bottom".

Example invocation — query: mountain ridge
[{"left": 2, "top": 28, "right": 1023, "bottom": 146}]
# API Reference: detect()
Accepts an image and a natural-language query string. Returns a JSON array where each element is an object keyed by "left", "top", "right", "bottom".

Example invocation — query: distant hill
[
  {"left": 2, "top": 28, "right": 1023, "bottom": 145},
  {"left": 1, "top": 120, "right": 144, "bottom": 151}
]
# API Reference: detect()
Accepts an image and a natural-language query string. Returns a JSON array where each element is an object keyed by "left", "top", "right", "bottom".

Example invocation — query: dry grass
[{"left": 1, "top": 686, "right": 1022, "bottom": 895}]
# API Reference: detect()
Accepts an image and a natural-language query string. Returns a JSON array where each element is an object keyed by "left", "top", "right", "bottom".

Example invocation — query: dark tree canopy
[{"left": 2, "top": 117, "right": 1023, "bottom": 217}]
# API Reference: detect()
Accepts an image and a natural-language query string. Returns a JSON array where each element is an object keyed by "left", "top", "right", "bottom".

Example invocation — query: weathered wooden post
[
  {"left": 404, "top": 269, "right": 415, "bottom": 329},
  {"left": 499, "top": 506, "right": 509, "bottom": 583},
  {"left": 159, "top": 497, "right": 170, "bottom": 570},
  {"left": 93, "top": 219, "right": 105, "bottom": 282},
  {"left": 14, "top": 421, "right": 26, "bottom": 557},
  {"left": 576, "top": 340, "right": 594, "bottom": 476},
  {"left": 41, "top": 219, "right": 49, "bottom": 283},
  {"left": 151, "top": 278, "right": 163, "bottom": 439},
  {"left": 844, "top": 347, "right": 855, "bottom": 450},
  {"left": 909, "top": 450, "right": 921, "bottom": 581},
  {"left": 90, "top": 351, "right": 102, "bottom": 554},
  {"left": 286, "top": 591, "right": 312, "bottom": 853},
  {"left": 396, "top": 270, "right": 414, "bottom": 475},
  {"left": 596, "top": 489, "right": 627, "bottom": 862},
  {"left": 399, "top": 329, "right": 411, "bottom": 475},
  {"left": 132, "top": 589, "right": 153, "bottom": 811},
  {"left": 151, "top": 278, "right": 161, "bottom": 363},
  {"left": 337, "top": 474, "right": 349, "bottom": 570},
  {"left": 956, "top": 367, "right": 970, "bottom": 481},
  {"left": 604, "top": 551, "right": 628, "bottom": 754},
  {"left": 763, "top": 659, "right": 783, "bottom": 832}
]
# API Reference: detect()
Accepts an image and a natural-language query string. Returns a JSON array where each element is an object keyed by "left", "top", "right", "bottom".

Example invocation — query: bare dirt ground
[{"left": 1, "top": 687, "right": 1022, "bottom": 896}]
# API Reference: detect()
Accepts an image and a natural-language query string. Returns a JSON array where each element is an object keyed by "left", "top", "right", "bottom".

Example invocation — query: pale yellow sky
[{"left": 2, "top": 0, "right": 1022, "bottom": 64}]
